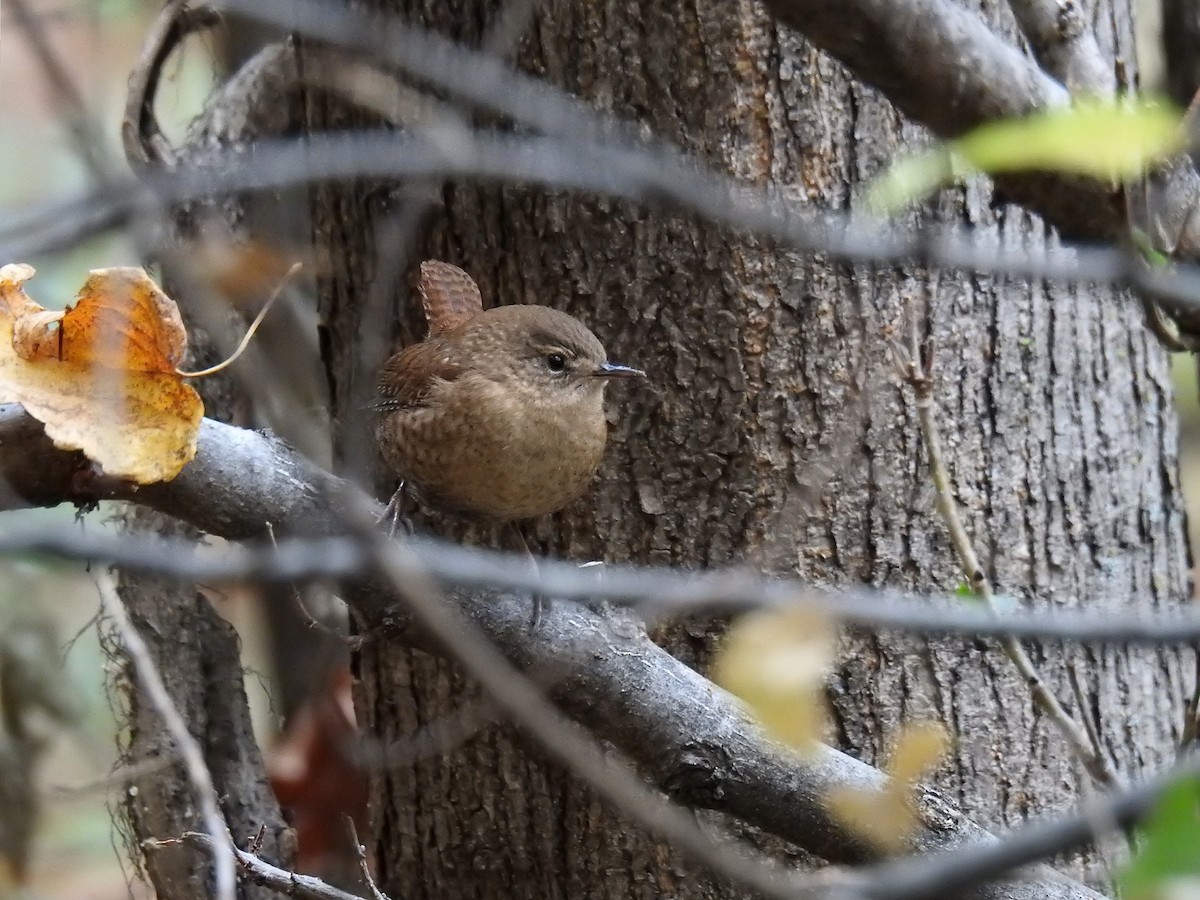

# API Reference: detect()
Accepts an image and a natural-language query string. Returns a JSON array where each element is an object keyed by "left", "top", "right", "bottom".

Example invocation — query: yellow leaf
[
  {"left": 827, "top": 722, "right": 951, "bottom": 854},
  {"left": 827, "top": 784, "right": 922, "bottom": 854},
  {"left": 712, "top": 606, "right": 836, "bottom": 753},
  {"left": 955, "top": 99, "right": 1183, "bottom": 178},
  {"left": 868, "top": 97, "right": 1185, "bottom": 213},
  {"left": 0, "top": 264, "right": 202, "bottom": 484},
  {"left": 888, "top": 722, "right": 950, "bottom": 787}
]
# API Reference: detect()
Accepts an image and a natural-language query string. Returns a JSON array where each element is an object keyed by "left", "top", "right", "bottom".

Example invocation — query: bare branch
[
  {"left": 10, "top": 126, "right": 1200, "bottom": 324},
  {"left": 219, "top": 0, "right": 1125, "bottom": 253},
  {"left": 159, "top": 832, "right": 368, "bottom": 900},
  {"left": 331, "top": 497, "right": 817, "bottom": 899},
  {"left": 0, "top": 408, "right": 1109, "bottom": 898},
  {"left": 757, "top": 0, "right": 1200, "bottom": 262},
  {"left": 767, "top": 0, "right": 1067, "bottom": 129},
  {"left": 3, "top": 405, "right": 1200, "bottom": 648},
  {"left": 264, "top": 523, "right": 360, "bottom": 650},
  {"left": 0, "top": 0, "right": 1197, "bottom": 327},
  {"left": 1066, "top": 664, "right": 1107, "bottom": 768},
  {"left": 122, "top": 0, "right": 221, "bottom": 171},
  {"left": 839, "top": 753, "right": 1200, "bottom": 900},
  {"left": 11, "top": 516, "right": 1200, "bottom": 645},
  {"left": 1006, "top": 0, "right": 1115, "bottom": 95},
  {"left": 344, "top": 818, "right": 389, "bottom": 900}
]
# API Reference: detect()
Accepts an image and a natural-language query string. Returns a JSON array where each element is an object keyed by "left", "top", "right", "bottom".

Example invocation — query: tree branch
[
  {"left": 202, "top": 0, "right": 1200, "bottom": 294},
  {"left": 758, "top": 0, "right": 1200, "bottom": 275},
  {"left": 6, "top": 405, "right": 1200, "bottom": 646},
  {"left": 841, "top": 753, "right": 1200, "bottom": 900},
  {"left": 1005, "top": 0, "right": 1115, "bottom": 96},
  {"left": 0, "top": 405, "right": 1109, "bottom": 899},
  {"left": 156, "top": 832, "right": 369, "bottom": 900},
  {"left": 10, "top": 125, "right": 1200, "bottom": 323},
  {"left": 7, "top": 0, "right": 1200, "bottom": 325}
]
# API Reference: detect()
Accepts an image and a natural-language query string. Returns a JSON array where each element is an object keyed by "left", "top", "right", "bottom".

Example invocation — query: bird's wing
[
  {"left": 419, "top": 260, "right": 484, "bottom": 333},
  {"left": 371, "top": 339, "right": 464, "bottom": 413}
]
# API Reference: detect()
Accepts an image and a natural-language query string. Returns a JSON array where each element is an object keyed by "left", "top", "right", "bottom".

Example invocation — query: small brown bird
[{"left": 374, "top": 261, "right": 643, "bottom": 527}]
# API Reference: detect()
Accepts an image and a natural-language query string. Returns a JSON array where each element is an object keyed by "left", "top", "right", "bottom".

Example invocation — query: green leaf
[
  {"left": 867, "top": 98, "right": 1184, "bottom": 214},
  {"left": 1120, "top": 776, "right": 1200, "bottom": 899},
  {"left": 867, "top": 149, "right": 973, "bottom": 216}
]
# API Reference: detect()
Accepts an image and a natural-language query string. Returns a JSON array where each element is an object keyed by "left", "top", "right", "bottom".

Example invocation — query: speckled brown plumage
[{"left": 374, "top": 262, "right": 643, "bottom": 522}]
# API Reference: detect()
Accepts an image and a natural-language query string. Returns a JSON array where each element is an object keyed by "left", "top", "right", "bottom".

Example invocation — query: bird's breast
[{"left": 377, "top": 376, "right": 609, "bottom": 521}]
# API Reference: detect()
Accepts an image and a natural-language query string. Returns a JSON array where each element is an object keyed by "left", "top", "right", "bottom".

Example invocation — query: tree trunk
[
  {"left": 305, "top": 0, "right": 1191, "bottom": 895},
  {"left": 113, "top": 34, "right": 305, "bottom": 896}
]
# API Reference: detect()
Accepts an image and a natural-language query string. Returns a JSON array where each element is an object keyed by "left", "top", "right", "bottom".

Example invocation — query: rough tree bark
[
  {"left": 113, "top": 29, "right": 302, "bottom": 898},
  {"left": 114, "top": 319, "right": 294, "bottom": 898},
  {"left": 296, "top": 0, "right": 1192, "bottom": 897}
]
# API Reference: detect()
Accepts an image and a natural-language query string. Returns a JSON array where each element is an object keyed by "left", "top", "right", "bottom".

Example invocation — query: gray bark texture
[
  {"left": 297, "top": 0, "right": 1192, "bottom": 898},
  {"left": 115, "top": 518, "right": 293, "bottom": 900},
  {"left": 112, "top": 32, "right": 300, "bottom": 899},
  {"left": 113, "top": 367, "right": 293, "bottom": 900}
]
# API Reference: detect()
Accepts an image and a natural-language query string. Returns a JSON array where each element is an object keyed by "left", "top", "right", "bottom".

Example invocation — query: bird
[{"left": 373, "top": 260, "right": 644, "bottom": 535}]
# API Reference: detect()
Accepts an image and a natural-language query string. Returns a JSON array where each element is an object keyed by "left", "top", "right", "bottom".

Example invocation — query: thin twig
[
  {"left": 263, "top": 522, "right": 359, "bottom": 649},
  {"left": 248, "top": 823, "right": 267, "bottom": 857},
  {"left": 1066, "top": 662, "right": 1106, "bottom": 767},
  {"left": 0, "top": 509, "right": 1177, "bottom": 642},
  {"left": 835, "top": 752, "right": 1200, "bottom": 900},
  {"left": 0, "top": 0, "right": 1197, "bottom": 320},
  {"left": 899, "top": 315, "right": 1122, "bottom": 790},
  {"left": 121, "top": 0, "right": 220, "bottom": 171},
  {"left": 13, "top": 510, "right": 1200, "bottom": 647},
  {"left": 344, "top": 817, "right": 389, "bottom": 900},
  {"left": 177, "top": 263, "right": 301, "bottom": 378},
  {"left": 8, "top": 129, "right": 1200, "bottom": 320},
  {"left": 219, "top": 0, "right": 1200, "bottom": 273},
  {"left": 95, "top": 572, "right": 236, "bottom": 900},
  {"left": 155, "top": 832, "right": 369, "bottom": 900},
  {"left": 334, "top": 489, "right": 818, "bottom": 900}
]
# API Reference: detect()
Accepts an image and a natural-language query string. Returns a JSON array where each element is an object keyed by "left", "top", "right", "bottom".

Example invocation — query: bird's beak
[{"left": 591, "top": 361, "right": 646, "bottom": 379}]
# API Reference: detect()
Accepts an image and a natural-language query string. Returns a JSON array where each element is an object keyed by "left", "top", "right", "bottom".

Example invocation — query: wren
[{"left": 373, "top": 261, "right": 644, "bottom": 527}]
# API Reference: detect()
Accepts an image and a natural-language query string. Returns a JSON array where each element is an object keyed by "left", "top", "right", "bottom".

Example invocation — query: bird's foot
[
  {"left": 378, "top": 483, "right": 415, "bottom": 538},
  {"left": 507, "top": 522, "right": 546, "bottom": 633},
  {"left": 529, "top": 592, "right": 547, "bottom": 631}
]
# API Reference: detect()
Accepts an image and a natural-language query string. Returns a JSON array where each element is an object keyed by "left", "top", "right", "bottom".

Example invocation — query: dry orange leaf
[{"left": 0, "top": 264, "right": 202, "bottom": 484}]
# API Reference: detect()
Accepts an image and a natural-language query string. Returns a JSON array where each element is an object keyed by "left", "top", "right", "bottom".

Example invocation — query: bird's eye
[{"left": 546, "top": 353, "right": 567, "bottom": 373}]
